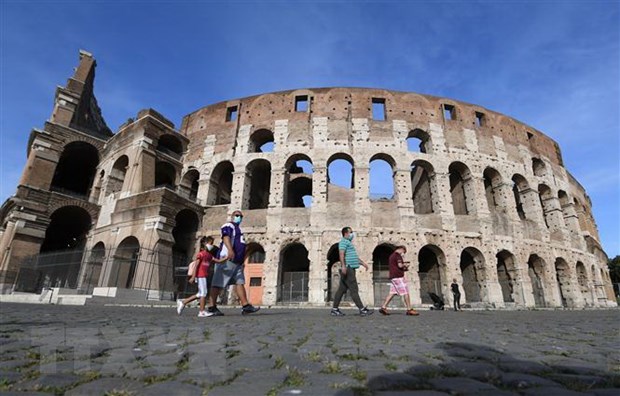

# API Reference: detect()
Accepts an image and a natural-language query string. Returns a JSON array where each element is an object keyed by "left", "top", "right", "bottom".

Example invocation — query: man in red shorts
[{"left": 379, "top": 245, "right": 419, "bottom": 316}]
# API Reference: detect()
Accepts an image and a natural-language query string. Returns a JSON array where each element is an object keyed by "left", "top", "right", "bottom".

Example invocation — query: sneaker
[
  {"left": 176, "top": 299, "right": 185, "bottom": 315},
  {"left": 208, "top": 307, "right": 225, "bottom": 316},
  {"left": 241, "top": 304, "right": 260, "bottom": 315},
  {"left": 330, "top": 308, "right": 345, "bottom": 316},
  {"left": 198, "top": 310, "right": 209, "bottom": 317},
  {"left": 406, "top": 309, "right": 420, "bottom": 316},
  {"left": 359, "top": 307, "right": 374, "bottom": 316},
  {"left": 379, "top": 307, "right": 390, "bottom": 316}
]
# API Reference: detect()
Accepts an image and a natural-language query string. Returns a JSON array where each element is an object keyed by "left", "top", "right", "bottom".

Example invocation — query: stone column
[
  {"left": 230, "top": 170, "right": 248, "bottom": 211},
  {"left": 434, "top": 172, "right": 456, "bottom": 231},
  {"left": 354, "top": 166, "right": 371, "bottom": 230},
  {"left": 307, "top": 233, "right": 325, "bottom": 304}
]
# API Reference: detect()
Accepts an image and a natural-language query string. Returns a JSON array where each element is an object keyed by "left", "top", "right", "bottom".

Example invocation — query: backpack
[{"left": 187, "top": 260, "right": 198, "bottom": 277}]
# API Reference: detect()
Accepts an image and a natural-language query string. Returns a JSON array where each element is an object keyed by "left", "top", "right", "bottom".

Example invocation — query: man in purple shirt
[{"left": 207, "top": 210, "right": 260, "bottom": 316}]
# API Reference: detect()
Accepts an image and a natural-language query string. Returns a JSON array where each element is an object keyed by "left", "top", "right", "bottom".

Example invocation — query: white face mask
[{"left": 206, "top": 244, "right": 213, "bottom": 251}]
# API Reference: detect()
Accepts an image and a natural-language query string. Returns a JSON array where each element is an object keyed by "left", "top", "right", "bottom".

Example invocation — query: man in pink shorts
[{"left": 379, "top": 245, "right": 419, "bottom": 316}]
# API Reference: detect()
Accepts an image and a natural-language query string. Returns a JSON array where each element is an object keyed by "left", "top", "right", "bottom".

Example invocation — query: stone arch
[
  {"left": 532, "top": 157, "right": 546, "bottom": 177},
  {"left": 411, "top": 159, "right": 436, "bottom": 214},
  {"left": 369, "top": 153, "right": 396, "bottom": 200},
  {"left": 155, "top": 161, "right": 177, "bottom": 189},
  {"left": 243, "top": 159, "right": 272, "bottom": 210},
  {"left": 180, "top": 168, "right": 200, "bottom": 201},
  {"left": 555, "top": 257, "right": 572, "bottom": 307},
  {"left": 483, "top": 167, "right": 503, "bottom": 213},
  {"left": 41, "top": 206, "right": 92, "bottom": 253},
  {"left": 576, "top": 261, "right": 589, "bottom": 305},
  {"left": 284, "top": 154, "right": 313, "bottom": 208},
  {"left": 207, "top": 161, "right": 234, "bottom": 205},
  {"left": 51, "top": 141, "right": 99, "bottom": 197},
  {"left": 511, "top": 174, "right": 529, "bottom": 220},
  {"left": 372, "top": 243, "right": 397, "bottom": 306},
  {"left": 246, "top": 242, "right": 266, "bottom": 264},
  {"left": 459, "top": 247, "right": 486, "bottom": 303},
  {"left": 527, "top": 254, "right": 547, "bottom": 307},
  {"left": 157, "top": 134, "right": 183, "bottom": 157},
  {"left": 278, "top": 242, "right": 310, "bottom": 302},
  {"left": 538, "top": 184, "right": 553, "bottom": 228},
  {"left": 105, "top": 155, "right": 129, "bottom": 196},
  {"left": 172, "top": 209, "right": 200, "bottom": 269},
  {"left": 406, "top": 129, "right": 431, "bottom": 153},
  {"left": 449, "top": 161, "right": 475, "bottom": 215},
  {"left": 82, "top": 241, "right": 106, "bottom": 292},
  {"left": 327, "top": 153, "right": 355, "bottom": 202},
  {"left": 326, "top": 243, "right": 340, "bottom": 302},
  {"left": 496, "top": 250, "right": 519, "bottom": 303},
  {"left": 110, "top": 236, "right": 140, "bottom": 288},
  {"left": 418, "top": 244, "right": 447, "bottom": 304},
  {"left": 249, "top": 128, "right": 275, "bottom": 153}
]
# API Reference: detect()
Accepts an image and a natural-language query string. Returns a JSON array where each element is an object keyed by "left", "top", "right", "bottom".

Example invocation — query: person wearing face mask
[
  {"left": 207, "top": 210, "right": 260, "bottom": 316},
  {"left": 378, "top": 245, "right": 419, "bottom": 316},
  {"left": 330, "top": 227, "right": 373, "bottom": 316}
]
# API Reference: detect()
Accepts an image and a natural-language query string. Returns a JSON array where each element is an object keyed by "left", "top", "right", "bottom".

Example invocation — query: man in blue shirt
[
  {"left": 207, "top": 210, "right": 260, "bottom": 316},
  {"left": 331, "top": 227, "right": 373, "bottom": 316}
]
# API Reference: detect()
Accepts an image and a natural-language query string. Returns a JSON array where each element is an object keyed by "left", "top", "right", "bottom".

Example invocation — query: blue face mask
[
  {"left": 347, "top": 232, "right": 355, "bottom": 241},
  {"left": 233, "top": 215, "right": 243, "bottom": 224}
]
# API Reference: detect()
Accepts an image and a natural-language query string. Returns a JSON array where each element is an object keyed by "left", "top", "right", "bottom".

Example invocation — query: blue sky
[{"left": 1, "top": 1, "right": 618, "bottom": 256}]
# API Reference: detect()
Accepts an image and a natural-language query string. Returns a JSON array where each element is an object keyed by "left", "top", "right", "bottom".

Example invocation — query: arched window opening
[
  {"left": 279, "top": 243, "right": 310, "bottom": 302},
  {"left": 106, "top": 155, "right": 129, "bottom": 196},
  {"left": 576, "top": 262, "right": 589, "bottom": 304},
  {"left": 496, "top": 250, "right": 517, "bottom": 303},
  {"left": 327, "top": 154, "right": 354, "bottom": 203},
  {"left": 50, "top": 142, "right": 99, "bottom": 197},
  {"left": 83, "top": 241, "right": 105, "bottom": 293},
  {"left": 527, "top": 254, "right": 546, "bottom": 307},
  {"left": 372, "top": 243, "right": 397, "bottom": 306},
  {"left": 512, "top": 174, "right": 528, "bottom": 220},
  {"left": 180, "top": 169, "right": 200, "bottom": 201},
  {"left": 208, "top": 161, "right": 234, "bottom": 205},
  {"left": 460, "top": 248, "right": 485, "bottom": 303},
  {"left": 157, "top": 134, "right": 183, "bottom": 158},
  {"left": 532, "top": 158, "right": 546, "bottom": 177},
  {"left": 172, "top": 209, "right": 200, "bottom": 269},
  {"left": 284, "top": 155, "right": 313, "bottom": 208},
  {"left": 555, "top": 258, "right": 571, "bottom": 307},
  {"left": 249, "top": 129, "right": 275, "bottom": 153},
  {"left": 155, "top": 161, "right": 177, "bottom": 189},
  {"left": 245, "top": 242, "right": 266, "bottom": 264},
  {"left": 369, "top": 155, "right": 395, "bottom": 201},
  {"left": 41, "top": 206, "right": 91, "bottom": 253},
  {"left": 538, "top": 184, "right": 552, "bottom": 228},
  {"left": 326, "top": 243, "right": 340, "bottom": 302},
  {"left": 418, "top": 245, "right": 445, "bottom": 304},
  {"left": 449, "top": 162, "right": 473, "bottom": 215},
  {"left": 411, "top": 160, "right": 434, "bottom": 214},
  {"left": 111, "top": 237, "right": 140, "bottom": 289},
  {"left": 244, "top": 159, "right": 272, "bottom": 210},
  {"left": 483, "top": 167, "right": 502, "bottom": 212},
  {"left": 406, "top": 129, "right": 431, "bottom": 153}
]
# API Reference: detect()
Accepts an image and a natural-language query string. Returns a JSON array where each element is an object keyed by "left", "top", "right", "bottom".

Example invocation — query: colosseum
[{"left": 0, "top": 51, "right": 616, "bottom": 309}]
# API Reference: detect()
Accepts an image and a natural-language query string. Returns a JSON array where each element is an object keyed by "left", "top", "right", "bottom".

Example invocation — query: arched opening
[
  {"left": 50, "top": 142, "right": 99, "bottom": 197},
  {"left": 83, "top": 242, "right": 106, "bottom": 293},
  {"left": 249, "top": 129, "right": 275, "bottom": 153},
  {"left": 41, "top": 206, "right": 91, "bottom": 253},
  {"left": 459, "top": 247, "right": 485, "bottom": 303},
  {"left": 449, "top": 162, "right": 474, "bottom": 215},
  {"left": 369, "top": 154, "right": 395, "bottom": 201},
  {"left": 172, "top": 209, "right": 200, "bottom": 269},
  {"left": 406, "top": 129, "right": 431, "bottom": 153},
  {"left": 279, "top": 243, "right": 310, "bottom": 302},
  {"left": 512, "top": 174, "right": 528, "bottom": 220},
  {"left": 245, "top": 242, "right": 266, "bottom": 264},
  {"left": 244, "top": 159, "right": 272, "bottom": 210},
  {"left": 244, "top": 242, "right": 265, "bottom": 305},
  {"left": 418, "top": 245, "right": 446, "bottom": 304},
  {"left": 326, "top": 243, "right": 340, "bottom": 302},
  {"left": 155, "top": 161, "right": 176, "bottom": 189},
  {"left": 483, "top": 167, "right": 503, "bottom": 213},
  {"left": 532, "top": 158, "right": 546, "bottom": 177},
  {"left": 157, "top": 134, "right": 183, "bottom": 158},
  {"left": 111, "top": 237, "right": 140, "bottom": 289},
  {"left": 496, "top": 250, "right": 519, "bottom": 303},
  {"left": 106, "top": 155, "right": 129, "bottom": 196},
  {"left": 284, "top": 154, "right": 313, "bottom": 208},
  {"left": 327, "top": 154, "right": 354, "bottom": 202},
  {"left": 555, "top": 258, "right": 571, "bottom": 307},
  {"left": 576, "top": 261, "right": 589, "bottom": 305},
  {"left": 372, "top": 243, "right": 397, "bottom": 306},
  {"left": 180, "top": 169, "right": 200, "bottom": 201},
  {"left": 411, "top": 160, "right": 435, "bottom": 214},
  {"left": 538, "top": 184, "right": 553, "bottom": 228},
  {"left": 527, "top": 254, "right": 546, "bottom": 307},
  {"left": 207, "top": 161, "right": 234, "bottom": 205}
]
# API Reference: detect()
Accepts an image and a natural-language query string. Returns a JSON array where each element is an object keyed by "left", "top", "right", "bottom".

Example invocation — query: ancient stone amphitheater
[{"left": 0, "top": 51, "right": 615, "bottom": 308}]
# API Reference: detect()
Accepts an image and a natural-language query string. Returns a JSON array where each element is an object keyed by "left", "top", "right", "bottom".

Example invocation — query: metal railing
[{"left": 279, "top": 271, "right": 309, "bottom": 302}]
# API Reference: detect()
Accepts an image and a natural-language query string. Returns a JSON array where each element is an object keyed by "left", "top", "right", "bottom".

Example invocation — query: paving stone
[
  {"left": 17, "top": 373, "right": 81, "bottom": 391},
  {"left": 547, "top": 373, "right": 612, "bottom": 389},
  {"left": 376, "top": 392, "right": 449, "bottom": 396},
  {"left": 498, "top": 359, "right": 551, "bottom": 374},
  {"left": 367, "top": 373, "right": 426, "bottom": 391},
  {"left": 428, "top": 377, "right": 500, "bottom": 393},
  {"left": 65, "top": 377, "right": 144, "bottom": 395},
  {"left": 520, "top": 386, "right": 594, "bottom": 395},
  {"left": 0, "top": 370, "right": 22, "bottom": 383},
  {"left": 590, "top": 389, "right": 620, "bottom": 395},
  {"left": 137, "top": 380, "right": 204, "bottom": 395},
  {"left": 499, "top": 372, "right": 561, "bottom": 388},
  {"left": 439, "top": 361, "right": 502, "bottom": 381},
  {"left": 0, "top": 360, "right": 29, "bottom": 370}
]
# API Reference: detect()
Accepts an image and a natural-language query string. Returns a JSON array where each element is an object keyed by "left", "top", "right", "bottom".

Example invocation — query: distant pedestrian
[
  {"left": 331, "top": 227, "right": 373, "bottom": 316},
  {"left": 378, "top": 246, "right": 419, "bottom": 316},
  {"left": 451, "top": 278, "right": 461, "bottom": 311},
  {"left": 177, "top": 236, "right": 223, "bottom": 317},
  {"left": 207, "top": 210, "right": 260, "bottom": 316}
]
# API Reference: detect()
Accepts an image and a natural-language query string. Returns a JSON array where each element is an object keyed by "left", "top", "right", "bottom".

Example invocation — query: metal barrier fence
[
  {"left": 280, "top": 271, "right": 309, "bottom": 302},
  {"left": 12, "top": 247, "right": 195, "bottom": 300}
]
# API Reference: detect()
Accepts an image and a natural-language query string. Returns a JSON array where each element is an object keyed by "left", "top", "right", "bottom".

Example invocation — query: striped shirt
[{"left": 339, "top": 238, "right": 360, "bottom": 268}]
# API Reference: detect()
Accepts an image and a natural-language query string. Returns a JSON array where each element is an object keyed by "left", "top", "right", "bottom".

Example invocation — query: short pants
[
  {"left": 389, "top": 277, "right": 409, "bottom": 296},
  {"left": 196, "top": 277, "right": 208, "bottom": 298},
  {"left": 212, "top": 260, "right": 245, "bottom": 288}
]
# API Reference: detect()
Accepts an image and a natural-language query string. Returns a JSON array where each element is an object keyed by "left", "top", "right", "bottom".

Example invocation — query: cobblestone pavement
[{"left": 0, "top": 303, "right": 619, "bottom": 395}]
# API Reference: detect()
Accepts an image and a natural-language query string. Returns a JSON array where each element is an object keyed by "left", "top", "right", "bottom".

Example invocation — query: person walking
[
  {"left": 330, "top": 227, "right": 373, "bottom": 317},
  {"left": 207, "top": 210, "right": 260, "bottom": 316},
  {"left": 451, "top": 278, "right": 461, "bottom": 311},
  {"left": 378, "top": 245, "right": 419, "bottom": 316}
]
